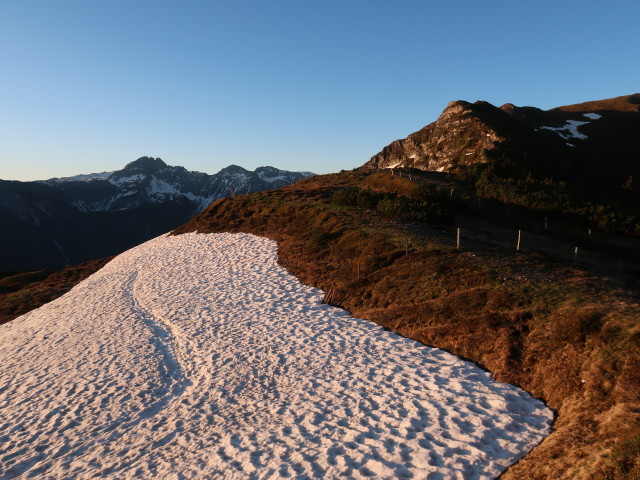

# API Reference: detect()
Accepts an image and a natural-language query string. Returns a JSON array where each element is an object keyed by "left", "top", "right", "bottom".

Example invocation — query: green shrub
[
  {"left": 413, "top": 181, "right": 441, "bottom": 200},
  {"left": 376, "top": 195, "right": 448, "bottom": 222},
  {"left": 330, "top": 188, "right": 381, "bottom": 208},
  {"left": 331, "top": 186, "right": 452, "bottom": 223},
  {"left": 330, "top": 187, "right": 359, "bottom": 206},
  {"left": 475, "top": 171, "right": 640, "bottom": 234},
  {"left": 596, "top": 432, "right": 640, "bottom": 479},
  {"left": 308, "top": 226, "right": 331, "bottom": 250}
]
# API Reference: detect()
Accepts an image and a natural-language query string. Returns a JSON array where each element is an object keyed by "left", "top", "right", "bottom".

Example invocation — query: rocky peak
[
  {"left": 121, "top": 157, "right": 167, "bottom": 174},
  {"left": 365, "top": 100, "right": 504, "bottom": 172},
  {"left": 363, "top": 93, "right": 640, "bottom": 188},
  {"left": 217, "top": 165, "right": 249, "bottom": 175}
]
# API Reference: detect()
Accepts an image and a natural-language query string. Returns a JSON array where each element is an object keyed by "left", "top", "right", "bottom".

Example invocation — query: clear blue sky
[{"left": 1, "top": 1, "right": 638, "bottom": 181}]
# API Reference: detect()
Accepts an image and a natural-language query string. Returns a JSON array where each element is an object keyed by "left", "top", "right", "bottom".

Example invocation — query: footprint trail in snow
[{"left": 0, "top": 233, "right": 553, "bottom": 479}]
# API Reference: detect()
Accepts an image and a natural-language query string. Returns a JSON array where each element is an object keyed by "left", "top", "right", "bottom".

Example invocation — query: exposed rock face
[
  {"left": 368, "top": 101, "right": 503, "bottom": 172},
  {"left": 364, "top": 94, "right": 640, "bottom": 186}
]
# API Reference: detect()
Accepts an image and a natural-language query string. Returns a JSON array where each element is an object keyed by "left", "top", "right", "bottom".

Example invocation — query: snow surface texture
[{"left": 0, "top": 233, "right": 553, "bottom": 479}]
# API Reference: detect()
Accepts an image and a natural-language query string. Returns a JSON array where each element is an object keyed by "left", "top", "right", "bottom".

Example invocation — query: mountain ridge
[
  {"left": 0, "top": 158, "right": 313, "bottom": 270},
  {"left": 365, "top": 93, "right": 640, "bottom": 192}
]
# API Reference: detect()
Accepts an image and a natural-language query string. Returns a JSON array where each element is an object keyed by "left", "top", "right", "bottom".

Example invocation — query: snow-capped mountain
[
  {"left": 0, "top": 158, "right": 313, "bottom": 271},
  {"left": 43, "top": 157, "right": 314, "bottom": 215}
]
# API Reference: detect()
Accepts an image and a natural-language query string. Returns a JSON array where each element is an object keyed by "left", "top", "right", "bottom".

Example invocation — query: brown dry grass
[
  {"left": 2, "top": 169, "right": 637, "bottom": 478},
  {"left": 174, "top": 171, "right": 640, "bottom": 479},
  {"left": 0, "top": 257, "right": 113, "bottom": 325}
]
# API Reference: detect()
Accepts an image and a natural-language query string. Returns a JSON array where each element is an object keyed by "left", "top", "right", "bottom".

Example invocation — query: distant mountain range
[
  {"left": 365, "top": 93, "right": 640, "bottom": 195},
  {"left": 0, "top": 158, "right": 313, "bottom": 270}
]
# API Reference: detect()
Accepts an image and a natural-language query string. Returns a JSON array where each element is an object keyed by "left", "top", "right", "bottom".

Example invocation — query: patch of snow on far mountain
[
  {"left": 147, "top": 176, "right": 180, "bottom": 195},
  {"left": 538, "top": 119, "right": 590, "bottom": 141},
  {"left": 109, "top": 173, "right": 146, "bottom": 185},
  {"left": 146, "top": 176, "right": 213, "bottom": 210},
  {"left": 257, "top": 171, "right": 286, "bottom": 183},
  {"left": 0, "top": 233, "right": 553, "bottom": 479},
  {"left": 43, "top": 171, "right": 114, "bottom": 183},
  {"left": 583, "top": 113, "right": 602, "bottom": 120}
]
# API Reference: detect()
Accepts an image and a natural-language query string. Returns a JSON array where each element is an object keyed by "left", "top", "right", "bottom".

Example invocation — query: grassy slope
[
  {"left": 0, "top": 257, "right": 113, "bottom": 325},
  {"left": 174, "top": 171, "right": 640, "bottom": 479}
]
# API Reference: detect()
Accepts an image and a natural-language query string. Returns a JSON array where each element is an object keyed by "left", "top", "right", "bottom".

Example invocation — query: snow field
[{"left": 0, "top": 233, "right": 553, "bottom": 479}]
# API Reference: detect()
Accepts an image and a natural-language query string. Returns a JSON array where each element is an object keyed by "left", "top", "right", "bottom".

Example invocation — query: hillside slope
[
  {"left": 365, "top": 94, "right": 640, "bottom": 195},
  {"left": 174, "top": 171, "right": 640, "bottom": 479},
  {"left": 0, "top": 233, "right": 552, "bottom": 479}
]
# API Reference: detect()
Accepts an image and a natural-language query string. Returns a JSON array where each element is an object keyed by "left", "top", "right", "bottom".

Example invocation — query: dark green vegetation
[
  {"left": 174, "top": 170, "right": 639, "bottom": 479},
  {"left": 471, "top": 166, "right": 640, "bottom": 234},
  {"left": 366, "top": 94, "right": 640, "bottom": 236},
  {"left": 0, "top": 270, "right": 52, "bottom": 294},
  {"left": 330, "top": 179, "right": 453, "bottom": 223}
]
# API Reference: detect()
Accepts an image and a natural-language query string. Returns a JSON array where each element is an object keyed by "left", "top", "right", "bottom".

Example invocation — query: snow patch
[
  {"left": 145, "top": 176, "right": 215, "bottom": 211},
  {"left": 583, "top": 113, "right": 602, "bottom": 120},
  {"left": 0, "top": 233, "right": 553, "bottom": 479},
  {"left": 110, "top": 173, "right": 146, "bottom": 185},
  {"left": 146, "top": 176, "right": 184, "bottom": 199},
  {"left": 538, "top": 120, "right": 590, "bottom": 141},
  {"left": 44, "top": 171, "right": 114, "bottom": 183},
  {"left": 257, "top": 171, "right": 286, "bottom": 183}
]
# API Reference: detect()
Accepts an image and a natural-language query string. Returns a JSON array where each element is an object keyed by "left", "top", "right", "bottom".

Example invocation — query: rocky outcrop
[
  {"left": 367, "top": 101, "right": 503, "bottom": 172},
  {"left": 364, "top": 94, "right": 640, "bottom": 187}
]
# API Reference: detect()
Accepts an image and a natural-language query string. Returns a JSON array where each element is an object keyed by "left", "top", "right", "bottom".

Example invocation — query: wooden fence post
[
  {"left": 456, "top": 227, "right": 461, "bottom": 250},
  {"left": 517, "top": 230, "right": 521, "bottom": 252}
]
